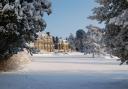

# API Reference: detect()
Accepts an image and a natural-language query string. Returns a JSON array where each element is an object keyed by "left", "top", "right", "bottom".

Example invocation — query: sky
[{"left": 44, "top": 0, "right": 104, "bottom": 38}]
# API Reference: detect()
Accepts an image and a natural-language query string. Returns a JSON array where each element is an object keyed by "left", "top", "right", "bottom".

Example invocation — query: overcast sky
[{"left": 44, "top": 0, "right": 104, "bottom": 38}]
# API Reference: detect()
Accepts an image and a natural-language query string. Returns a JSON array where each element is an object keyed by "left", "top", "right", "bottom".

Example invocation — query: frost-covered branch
[{"left": 0, "top": 0, "right": 52, "bottom": 58}]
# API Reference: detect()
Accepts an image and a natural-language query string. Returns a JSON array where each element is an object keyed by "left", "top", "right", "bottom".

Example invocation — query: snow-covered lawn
[
  {"left": 0, "top": 53, "right": 128, "bottom": 89},
  {"left": 33, "top": 52, "right": 85, "bottom": 57}
]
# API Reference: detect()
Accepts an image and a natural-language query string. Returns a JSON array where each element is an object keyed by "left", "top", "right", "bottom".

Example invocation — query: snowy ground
[{"left": 0, "top": 53, "right": 128, "bottom": 89}]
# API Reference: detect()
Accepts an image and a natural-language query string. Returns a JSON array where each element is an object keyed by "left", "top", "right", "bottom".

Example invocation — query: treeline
[{"left": 67, "top": 25, "right": 105, "bottom": 57}]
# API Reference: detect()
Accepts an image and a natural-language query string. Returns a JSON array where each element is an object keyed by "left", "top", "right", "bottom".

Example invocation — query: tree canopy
[
  {"left": 75, "top": 29, "right": 86, "bottom": 52},
  {"left": 89, "top": 0, "right": 128, "bottom": 23},
  {"left": 0, "top": 0, "right": 52, "bottom": 59},
  {"left": 89, "top": 0, "right": 128, "bottom": 64}
]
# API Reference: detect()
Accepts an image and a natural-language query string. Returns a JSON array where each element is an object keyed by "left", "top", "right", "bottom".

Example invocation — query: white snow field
[{"left": 0, "top": 52, "right": 128, "bottom": 89}]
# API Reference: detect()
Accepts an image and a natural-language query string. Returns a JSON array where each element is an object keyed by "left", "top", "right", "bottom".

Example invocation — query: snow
[
  {"left": 104, "top": 55, "right": 119, "bottom": 60},
  {"left": 0, "top": 53, "right": 128, "bottom": 89},
  {"left": 109, "top": 9, "right": 128, "bottom": 27},
  {"left": 33, "top": 52, "right": 84, "bottom": 57},
  {"left": 33, "top": 52, "right": 119, "bottom": 60}
]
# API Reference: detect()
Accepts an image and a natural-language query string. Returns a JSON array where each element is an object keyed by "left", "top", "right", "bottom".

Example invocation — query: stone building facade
[
  {"left": 34, "top": 32, "right": 54, "bottom": 53},
  {"left": 58, "top": 39, "right": 70, "bottom": 52},
  {"left": 34, "top": 32, "right": 70, "bottom": 53}
]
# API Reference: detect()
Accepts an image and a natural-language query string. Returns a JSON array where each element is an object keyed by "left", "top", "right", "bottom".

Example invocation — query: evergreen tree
[
  {"left": 54, "top": 36, "right": 59, "bottom": 49},
  {"left": 88, "top": 0, "right": 128, "bottom": 23},
  {"left": 68, "top": 33, "right": 76, "bottom": 51},
  {"left": 75, "top": 29, "right": 86, "bottom": 52},
  {"left": 89, "top": 0, "right": 128, "bottom": 64},
  {"left": 0, "top": 0, "right": 52, "bottom": 59}
]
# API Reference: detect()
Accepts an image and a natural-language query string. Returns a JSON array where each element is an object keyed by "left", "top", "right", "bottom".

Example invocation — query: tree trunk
[{"left": 92, "top": 52, "right": 95, "bottom": 58}]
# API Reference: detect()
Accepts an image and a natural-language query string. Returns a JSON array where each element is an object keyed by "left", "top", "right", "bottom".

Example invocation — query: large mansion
[{"left": 30, "top": 32, "right": 70, "bottom": 53}]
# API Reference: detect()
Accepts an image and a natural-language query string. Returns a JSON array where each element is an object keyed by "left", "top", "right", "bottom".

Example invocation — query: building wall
[
  {"left": 34, "top": 33, "right": 70, "bottom": 53},
  {"left": 34, "top": 34, "right": 54, "bottom": 53},
  {"left": 58, "top": 40, "right": 70, "bottom": 52}
]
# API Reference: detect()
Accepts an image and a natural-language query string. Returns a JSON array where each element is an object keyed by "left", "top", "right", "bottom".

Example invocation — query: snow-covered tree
[
  {"left": 68, "top": 33, "right": 76, "bottom": 51},
  {"left": 75, "top": 29, "right": 86, "bottom": 52},
  {"left": 86, "top": 25, "right": 103, "bottom": 57},
  {"left": 54, "top": 36, "right": 59, "bottom": 49},
  {"left": 88, "top": 0, "right": 128, "bottom": 23},
  {"left": 89, "top": 0, "right": 128, "bottom": 64},
  {"left": 0, "top": 0, "right": 52, "bottom": 59}
]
